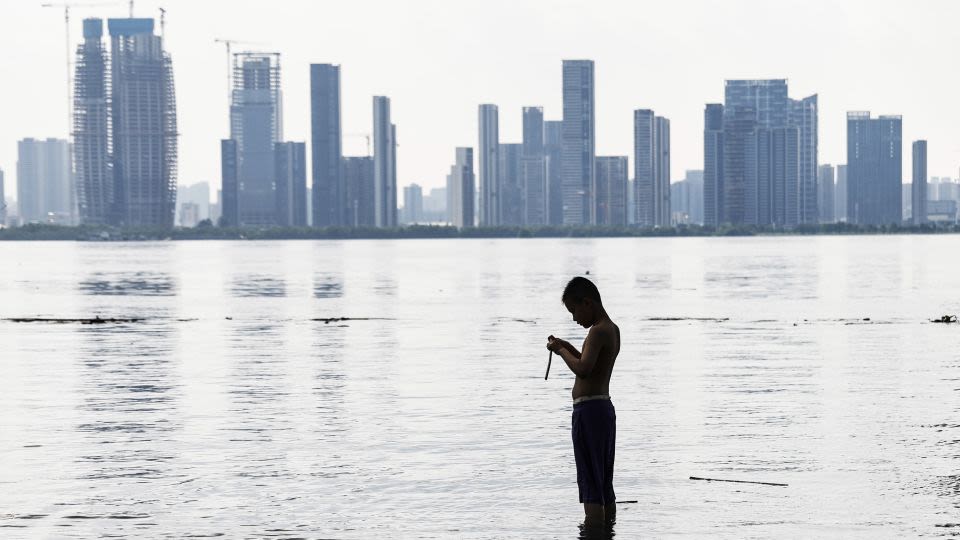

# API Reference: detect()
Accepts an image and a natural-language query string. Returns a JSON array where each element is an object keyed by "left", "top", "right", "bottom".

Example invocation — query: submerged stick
[
  {"left": 689, "top": 476, "right": 787, "bottom": 487},
  {"left": 544, "top": 351, "right": 553, "bottom": 380}
]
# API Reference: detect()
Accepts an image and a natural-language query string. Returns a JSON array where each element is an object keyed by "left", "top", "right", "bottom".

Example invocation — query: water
[{"left": 1, "top": 237, "right": 958, "bottom": 538}]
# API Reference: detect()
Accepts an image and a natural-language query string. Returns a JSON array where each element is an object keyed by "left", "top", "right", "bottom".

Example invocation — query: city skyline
[{"left": 2, "top": 0, "right": 958, "bottom": 201}]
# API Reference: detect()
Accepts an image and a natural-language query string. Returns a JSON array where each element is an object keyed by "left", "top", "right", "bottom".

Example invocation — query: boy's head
[{"left": 562, "top": 276, "right": 603, "bottom": 328}]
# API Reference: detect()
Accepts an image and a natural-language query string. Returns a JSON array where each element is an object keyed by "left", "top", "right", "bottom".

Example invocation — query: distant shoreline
[{"left": 1, "top": 223, "right": 956, "bottom": 241}]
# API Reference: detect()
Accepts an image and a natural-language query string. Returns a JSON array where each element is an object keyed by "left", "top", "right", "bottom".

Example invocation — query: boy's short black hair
[{"left": 562, "top": 276, "right": 602, "bottom": 305}]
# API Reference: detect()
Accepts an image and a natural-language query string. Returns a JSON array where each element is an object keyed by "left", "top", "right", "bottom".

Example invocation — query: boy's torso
[{"left": 571, "top": 319, "right": 620, "bottom": 400}]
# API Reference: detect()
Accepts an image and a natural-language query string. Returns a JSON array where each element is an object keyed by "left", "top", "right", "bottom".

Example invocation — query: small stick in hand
[{"left": 545, "top": 350, "right": 553, "bottom": 380}]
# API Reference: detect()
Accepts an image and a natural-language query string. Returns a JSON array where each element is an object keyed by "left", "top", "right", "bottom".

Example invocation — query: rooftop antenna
[{"left": 128, "top": 0, "right": 133, "bottom": 17}]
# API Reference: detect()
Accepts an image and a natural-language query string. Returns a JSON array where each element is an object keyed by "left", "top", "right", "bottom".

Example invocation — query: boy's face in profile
[{"left": 564, "top": 298, "right": 596, "bottom": 328}]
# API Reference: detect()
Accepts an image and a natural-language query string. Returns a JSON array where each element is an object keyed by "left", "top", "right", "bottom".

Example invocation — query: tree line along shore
[{"left": 1, "top": 222, "right": 957, "bottom": 241}]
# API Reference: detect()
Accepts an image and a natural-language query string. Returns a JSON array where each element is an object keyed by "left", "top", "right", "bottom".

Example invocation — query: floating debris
[
  {"left": 646, "top": 317, "right": 729, "bottom": 322},
  {"left": 311, "top": 317, "right": 394, "bottom": 324},
  {"left": 932, "top": 315, "right": 958, "bottom": 324},
  {"left": 5, "top": 316, "right": 144, "bottom": 324},
  {"left": 690, "top": 476, "right": 787, "bottom": 487}
]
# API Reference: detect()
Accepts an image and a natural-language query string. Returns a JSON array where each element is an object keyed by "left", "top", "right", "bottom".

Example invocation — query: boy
[{"left": 547, "top": 276, "right": 620, "bottom": 524}]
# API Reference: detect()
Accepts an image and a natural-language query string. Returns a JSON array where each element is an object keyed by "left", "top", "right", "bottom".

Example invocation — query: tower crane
[
  {"left": 213, "top": 38, "right": 266, "bottom": 116},
  {"left": 40, "top": 1, "right": 122, "bottom": 138},
  {"left": 345, "top": 133, "right": 372, "bottom": 157}
]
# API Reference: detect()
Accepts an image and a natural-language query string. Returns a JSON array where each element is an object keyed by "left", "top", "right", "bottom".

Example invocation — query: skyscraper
[
  {"left": 706, "top": 80, "right": 817, "bottom": 227},
  {"left": 634, "top": 110, "right": 671, "bottom": 227},
  {"left": 107, "top": 18, "right": 177, "bottom": 227},
  {"left": 912, "top": 140, "right": 927, "bottom": 225},
  {"left": 595, "top": 156, "right": 628, "bottom": 226},
  {"left": 223, "top": 52, "right": 282, "bottom": 226},
  {"left": 478, "top": 104, "right": 500, "bottom": 226},
  {"left": 275, "top": 142, "right": 307, "bottom": 226},
  {"left": 634, "top": 110, "right": 655, "bottom": 226},
  {"left": 846, "top": 112, "right": 902, "bottom": 225},
  {"left": 561, "top": 60, "right": 595, "bottom": 225},
  {"left": 343, "top": 156, "right": 375, "bottom": 227},
  {"left": 791, "top": 95, "right": 819, "bottom": 224},
  {"left": 499, "top": 142, "right": 523, "bottom": 225},
  {"left": 446, "top": 147, "right": 475, "bottom": 228},
  {"left": 0, "top": 168, "right": 6, "bottom": 225},
  {"left": 671, "top": 170, "right": 704, "bottom": 225},
  {"left": 219, "top": 139, "right": 238, "bottom": 226},
  {"left": 835, "top": 164, "right": 848, "bottom": 222},
  {"left": 818, "top": 164, "right": 836, "bottom": 223},
  {"left": 654, "top": 117, "right": 672, "bottom": 226},
  {"left": 16, "top": 138, "right": 73, "bottom": 224},
  {"left": 310, "top": 64, "right": 343, "bottom": 227},
  {"left": 544, "top": 120, "right": 563, "bottom": 225},
  {"left": 521, "top": 107, "right": 547, "bottom": 225},
  {"left": 403, "top": 183, "right": 423, "bottom": 224},
  {"left": 372, "top": 96, "right": 397, "bottom": 227},
  {"left": 703, "top": 104, "right": 724, "bottom": 226},
  {"left": 74, "top": 18, "right": 111, "bottom": 225}
]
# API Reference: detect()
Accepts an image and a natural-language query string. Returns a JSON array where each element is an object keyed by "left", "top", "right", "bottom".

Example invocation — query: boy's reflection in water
[{"left": 578, "top": 515, "right": 615, "bottom": 540}]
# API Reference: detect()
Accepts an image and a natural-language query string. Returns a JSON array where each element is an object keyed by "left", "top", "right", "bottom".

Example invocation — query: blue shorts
[{"left": 571, "top": 399, "right": 616, "bottom": 505}]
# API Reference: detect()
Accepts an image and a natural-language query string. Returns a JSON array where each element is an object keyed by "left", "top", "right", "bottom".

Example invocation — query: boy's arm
[{"left": 552, "top": 328, "right": 603, "bottom": 378}]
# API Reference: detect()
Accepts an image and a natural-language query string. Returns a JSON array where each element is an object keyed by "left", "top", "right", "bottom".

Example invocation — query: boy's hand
[{"left": 546, "top": 335, "right": 564, "bottom": 353}]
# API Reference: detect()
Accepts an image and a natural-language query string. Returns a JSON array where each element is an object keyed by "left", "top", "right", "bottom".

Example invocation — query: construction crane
[
  {"left": 158, "top": 6, "right": 165, "bottom": 39},
  {"left": 213, "top": 38, "right": 266, "bottom": 113},
  {"left": 345, "top": 133, "right": 372, "bottom": 157},
  {"left": 40, "top": 1, "right": 120, "bottom": 138}
]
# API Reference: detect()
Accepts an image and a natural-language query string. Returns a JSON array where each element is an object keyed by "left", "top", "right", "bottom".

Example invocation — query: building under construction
[
  {"left": 73, "top": 17, "right": 178, "bottom": 227},
  {"left": 220, "top": 52, "right": 282, "bottom": 227}
]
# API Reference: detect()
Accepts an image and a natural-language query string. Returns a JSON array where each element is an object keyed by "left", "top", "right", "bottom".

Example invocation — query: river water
[{"left": 1, "top": 237, "right": 958, "bottom": 538}]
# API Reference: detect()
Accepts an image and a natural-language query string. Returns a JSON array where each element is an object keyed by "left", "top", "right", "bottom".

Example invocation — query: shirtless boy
[{"left": 547, "top": 276, "right": 620, "bottom": 524}]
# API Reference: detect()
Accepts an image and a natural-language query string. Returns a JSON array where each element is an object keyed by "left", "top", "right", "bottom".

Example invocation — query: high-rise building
[
  {"left": 223, "top": 52, "right": 282, "bottom": 226},
  {"left": 521, "top": 107, "right": 547, "bottom": 226},
  {"left": 791, "top": 95, "right": 819, "bottom": 224},
  {"left": 372, "top": 96, "right": 397, "bottom": 227},
  {"left": 595, "top": 156, "right": 628, "bottom": 226},
  {"left": 835, "top": 164, "right": 848, "bottom": 222},
  {"left": 912, "top": 140, "right": 927, "bottom": 225},
  {"left": 561, "top": 60, "right": 596, "bottom": 225},
  {"left": 703, "top": 104, "right": 724, "bottom": 226},
  {"left": 671, "top": 170, "right": 704, "bottom": 225},
  {"left": 108, "top": 18, "right": 177, "bottom": 227},
  {"left": 402, "top": 183, "right": 423, "bottom": 224},
  {"left": 634, "top": 110, "right": 671, "bottom": 227},
  {"left": 446, "top": 147, "right": 475, "bottom": 228},
  {"left": 176, "top": 182, "right": 211, "bottom": 225},
  {"left": 74, "top": 18, "right": 111, "bottom": 225},
  {"left": 706, "top": 80, "right": 817, "bottom": 227},
  {"left": 818, "top": 164, "right": 836, "bottom": 223},
  {"left": 275, "top": 142, "right": 307, "bottom": 226},
  {"left": 310, "top": 64, "right": 344, "bottom": 227},
  {"left": 846, "top": 112, "right": 902, "bottom": 225},
  {"left": 219, "top": 140, "right": 238, "bottom": 226},
  {"left": 0, "top": 168, "right": 6, "bottom": 225},
  {"left": 499, "top": 143, "right": 523, "bottom": 225},
  {"left": 423, "top": 187, "right": 447, "bottom": 223},
  {"left": 544, "top": 120, "right": 563, "bottom": 225},
  {"left": 478, "top": 104, "right": 500, "bottom": 226},
  {"left": 16, "top": 138, "right": 73, "bottom": 224},
  {"left": 344, "top": 156, "right": 375, "bottom": 227}
]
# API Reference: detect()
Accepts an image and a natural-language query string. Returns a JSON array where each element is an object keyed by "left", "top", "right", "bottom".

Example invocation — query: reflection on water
[
  {"left": 229, "top": 274, "right": 287, "bottom": 297},
  {"left": 79, "top": 272, "right": 176, "bottom": 296},
  {"left": 313, "top": 273, "right": 344, "bottom": 298},
  {"left": 0, "top": 237, "right": 958, "bottom": 538}
]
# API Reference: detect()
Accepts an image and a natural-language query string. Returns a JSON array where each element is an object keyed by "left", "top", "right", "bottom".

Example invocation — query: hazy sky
[{"left": 2, "top": 0, "right": 958, "bottom": 201}]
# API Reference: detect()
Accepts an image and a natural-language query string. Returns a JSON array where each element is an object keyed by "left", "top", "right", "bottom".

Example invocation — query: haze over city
[{"left": 1, "top": 0, "right": 958, "bottom": 199}]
